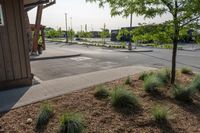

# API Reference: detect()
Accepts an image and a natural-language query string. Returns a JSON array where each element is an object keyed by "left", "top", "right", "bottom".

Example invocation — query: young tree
[
  {"left": 67, "top": 29, "right": 75, "bottom": 44},
  {"left": 100, "top": 23, "right": 110, "bottom": 44},
  {"left": 87, "top": 0, "right": 200, "bottom": 84}
]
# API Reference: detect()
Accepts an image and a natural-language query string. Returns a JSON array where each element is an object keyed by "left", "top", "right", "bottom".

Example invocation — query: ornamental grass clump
[
  {"left": 181, "top": 67, "right": 193, "bottom": 75},
  {"left": 139, "top": 72, "right": 149, "bottom": 81},
  {"left": 59, "top": 113, "right": 84, "bottom": 133},
  {"left": 94, "top": 85, "right": 110, "bottom": 99},
  {"left": 144, "top": 75, "right": 164, "bottom": 93},
  {"left": 111, "top": 86, "right": 140, "bottom": 113},
  {"left": 36, "top": 102, "right": 53, "bottom": 130},
  {"left": 172, "top": 84, "right": 196, "bottom": 103},
  {"left": 125, "top": 76, "right": 132, "bottom": 85},
  {"left": 156, "top": 68, "right": 171, "bottom": 85},
  {"left": 189, "top": 74, "right": 200, "bottom": 92},
  {"left": 151, "top": 105, "right": 168, "bottom": 123}
]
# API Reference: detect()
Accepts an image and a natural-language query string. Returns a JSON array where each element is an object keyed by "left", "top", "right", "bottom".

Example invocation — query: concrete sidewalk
[
  {"left": 0, "top": 66, "right": 155, "bottom": 113},
  {"left": 30, "top": 48, "right": 81, "bottom": 61}
]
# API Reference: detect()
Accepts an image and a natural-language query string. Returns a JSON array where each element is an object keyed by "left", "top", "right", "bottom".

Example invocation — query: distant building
[{"left": 90, "top": 31, "right": 101, "bottom": 38}]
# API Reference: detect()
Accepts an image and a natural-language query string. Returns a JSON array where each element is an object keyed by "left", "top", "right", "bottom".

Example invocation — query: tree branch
[{"left": 180, "top": 16, "right": 200, "bottom": 28}]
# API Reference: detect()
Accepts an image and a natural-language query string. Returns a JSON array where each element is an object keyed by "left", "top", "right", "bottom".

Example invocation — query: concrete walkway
[
  {"left": 30, "top": 48, "right": 81, "bottom": 61},
  {"left": 0, "top": 66, "right": 155, "bottom": 113}
]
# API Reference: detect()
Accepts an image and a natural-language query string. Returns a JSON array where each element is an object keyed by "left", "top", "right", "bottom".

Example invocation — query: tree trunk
[
  {"left": 171, "top": 35, "right": 178, "bottom": 84},
  {"left": 171, "top": 0, "right": 179, "bottom": 84}
]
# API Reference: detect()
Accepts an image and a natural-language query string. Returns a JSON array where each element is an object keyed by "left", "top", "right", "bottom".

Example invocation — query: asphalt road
[{"left": 31, "top": 42, "right": 200, "bottom": 81}]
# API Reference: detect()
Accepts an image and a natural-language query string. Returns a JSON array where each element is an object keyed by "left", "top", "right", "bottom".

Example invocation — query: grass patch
[
  {"left": 172, "top": 84, "right": 196, "bottom": 103},
  {"left": 151, "top": 105, "right": 168, "bottom": 123},
  {"left": 59, "top": 113, "right": 84, "bottom": 133},
  {"left": 125, "top": 76, "right": 132, "bottom": 85},
  {"left": 111, "top": 86, "right": 140, "bottom": 113},
  {"left": 189, "top": 74, "right": 200, "bottom": 92},
  {"left": 94, "top": 85, "right": 110, "bottom": 99},
  {"left": 181, "top": 67, "right": 193, "bottom": 75},
  {"left": 36, "top": 102, "right": 53, "bottom": 130},
  {"left": 144, "top": 75, "right": 164, "bottom": 93}
]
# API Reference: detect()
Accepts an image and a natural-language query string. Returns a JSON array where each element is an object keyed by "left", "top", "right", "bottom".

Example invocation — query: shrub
[
  {"left": 125, "top": 76, "right": 132, "bottom": 85},
  {"left": 189, "top": 74, "right": 200, "bottom": 91},
  {"left": 94, "top": 85, "right": 110, "bottom": 99},
  {"left": 151, "top": 105, "right": 168, "bottom": 123},
  {"left": 59, "top": 113, "right": 84, "bottom": 133},
  {"left": 144, "top": 75, "right": 164, "bottom": 93},
  {"left": 36, "top": 102, "right": 53, "bottom": 130},
  {"left": 172, "top": 84, "right": 196, "bottom": 102},
  {"left": 156, "top": 68, "right": 171, "bottom": 84},
  {"left": 181, "top": 67, "right": 193, "bottom": 75},
  {"left": 111, "top": 86, "right": 140, "bottom": 113}
]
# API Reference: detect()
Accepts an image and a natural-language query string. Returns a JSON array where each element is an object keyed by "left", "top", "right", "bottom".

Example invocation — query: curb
[
  {"left": 30, "top": 54, "right": 81, "bottom": 61},
  {"left": 119, "top": 49, "right": 153, "bottom": 52}
]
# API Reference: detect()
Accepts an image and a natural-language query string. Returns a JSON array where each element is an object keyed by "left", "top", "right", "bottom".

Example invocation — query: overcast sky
[{"left": 28, "top": 0, "right": 172, "bottom": 31}]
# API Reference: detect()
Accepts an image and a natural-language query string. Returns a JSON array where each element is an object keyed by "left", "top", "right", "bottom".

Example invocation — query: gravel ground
[{"left": 0, "top": 73, "right": 200, "bottom": 133}]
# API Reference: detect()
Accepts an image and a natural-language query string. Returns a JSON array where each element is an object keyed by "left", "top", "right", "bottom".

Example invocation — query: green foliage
[
  {"left": 121, "top": 42, "right": 126, "bottom": 48},
  {"left": 36, "top": 102, "right": 53, "bottom": 130},
  {"left": 117, "top": 29, "right": 130, "bottom": 41},
  {"left": 46, "top": 28, "right": 64, "bottom": 38},
  {"left": 151, "top": 105, "right": 168, "bottom": 123},
  {"left": 189, "top": 74, "right": 200, "bottom": 91},
  {"left": 181, "top": 67, "right": 193, "bottom": 75},
  {"left": 193, "top": 31, "right": 200, "bottom": 44},
  {"left": 172, "top": 84, "right": 196, "bottom": 103},
  {"left": 144, "top": 75, "right": 164, "bottom": 93},
  {"left": 125, "top": 76, "right": 132, "bottom": 85},
  {"left": 111, "top": 86, "right": 140, "bottom": 113},
  {"left": 67, "top": 29, "right": 75, "bottom": 42},
  {"left": 59, "top": 113, "right": 84, "bottom": 133},
  {"left": 94, "top": 85, "right": 110, "bottom": 99}
]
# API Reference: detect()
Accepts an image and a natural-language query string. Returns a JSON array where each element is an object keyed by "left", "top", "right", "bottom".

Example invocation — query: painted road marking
[{"left": 70, "top": 57, "right": 92, "bottom": 61}]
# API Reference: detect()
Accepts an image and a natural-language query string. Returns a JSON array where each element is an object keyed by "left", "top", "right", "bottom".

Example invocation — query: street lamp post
[
  {"left": 70, "top": 17, "right": 73, "bottom": 44},
  {"left": 128, "top": 13, "right": 133, "bottom": 51},
  {"left": 65, "top": 13, "right": 68, "bottom": 43}
]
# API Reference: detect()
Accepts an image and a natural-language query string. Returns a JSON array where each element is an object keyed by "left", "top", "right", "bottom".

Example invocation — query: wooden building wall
[{"left": 0, "top": 0, "right": 32, "bottom": 89}]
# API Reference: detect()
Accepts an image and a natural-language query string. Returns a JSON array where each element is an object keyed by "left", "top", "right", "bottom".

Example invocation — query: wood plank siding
[{"left": 0, "top": 0, "right": 32, "bottom": 89}]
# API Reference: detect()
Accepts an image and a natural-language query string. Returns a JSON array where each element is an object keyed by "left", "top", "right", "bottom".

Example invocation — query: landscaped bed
[{"left": 0, "top": 69, "right": 200, "bottom": 133}]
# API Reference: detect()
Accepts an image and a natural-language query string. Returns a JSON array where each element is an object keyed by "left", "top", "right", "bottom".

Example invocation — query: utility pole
[{"left": 65, "top": 13, "right": 68, "bottom": 43}]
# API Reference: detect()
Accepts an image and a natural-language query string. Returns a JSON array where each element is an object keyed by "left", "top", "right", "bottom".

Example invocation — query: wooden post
[
  {"left": 32, "top": 5, "right": 43, "bottom": 54},
  {"left": 41, "top": 27, "right": 46, "bottom": 50}
]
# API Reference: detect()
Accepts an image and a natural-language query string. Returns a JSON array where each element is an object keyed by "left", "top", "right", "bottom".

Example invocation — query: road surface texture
[{"left": 31, "top": 42, "right": 200, "bottom": 81}]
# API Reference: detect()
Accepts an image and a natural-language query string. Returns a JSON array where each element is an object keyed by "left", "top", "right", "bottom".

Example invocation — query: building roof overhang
[
  {"left": 24, "top": 0, "right": 55, "bottom": 11},
  {"left": 24, "top": 0, "right": 49, "bottom": 6}
]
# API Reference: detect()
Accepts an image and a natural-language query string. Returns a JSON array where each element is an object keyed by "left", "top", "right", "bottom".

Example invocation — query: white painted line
[{"left": 70, "top": 57, "right": 92, "bottom": 61}]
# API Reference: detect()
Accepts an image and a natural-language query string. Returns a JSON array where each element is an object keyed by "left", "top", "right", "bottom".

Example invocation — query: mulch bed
[{"left": 0, "top": 72, "right": 200, "bottom": 133}]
